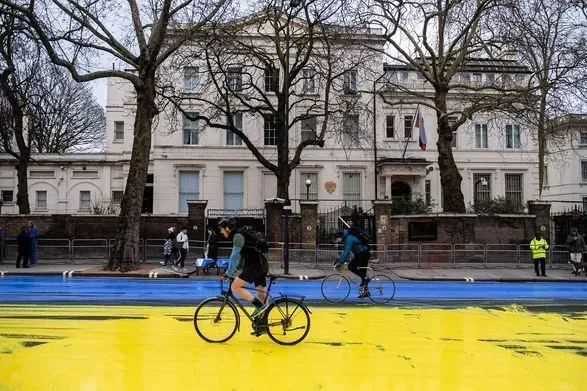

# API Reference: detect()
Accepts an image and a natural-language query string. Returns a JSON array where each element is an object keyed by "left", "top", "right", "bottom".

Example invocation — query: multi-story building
[{"left": 0, "top": 16, "right": 552, "bottom": 220}]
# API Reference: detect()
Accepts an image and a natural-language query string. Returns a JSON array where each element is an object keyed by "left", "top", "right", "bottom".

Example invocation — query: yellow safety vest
[{"left": 529, "top": 238, "right": 549, "bottom": 259}]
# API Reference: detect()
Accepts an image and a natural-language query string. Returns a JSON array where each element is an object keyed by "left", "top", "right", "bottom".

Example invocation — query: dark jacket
[
  {"left": 565, "top": 233, "right": 586, "bottom": 253},
  {"left": 17, "top": 231, "right": 29, "bottom": 253},
  {"left": 207, "top": 232, "right": 219, "bottom": 260}
]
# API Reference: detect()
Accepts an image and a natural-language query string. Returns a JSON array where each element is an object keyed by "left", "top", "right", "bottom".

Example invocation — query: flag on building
[{"left": 414, "top": 106, "right": 427, "bottom": 151}]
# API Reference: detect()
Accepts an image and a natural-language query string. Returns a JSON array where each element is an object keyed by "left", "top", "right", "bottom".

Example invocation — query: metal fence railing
[{"left": 0, "top": 239, "right": 578, "bottom": 269}]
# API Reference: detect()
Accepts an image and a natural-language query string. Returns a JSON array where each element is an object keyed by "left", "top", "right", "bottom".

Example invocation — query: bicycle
[
  {"left": 193, "top": 273, "right": 311, "bottom": 345},
  {"left": 320, "top": 260, "right": 396, "bottom": 304}
]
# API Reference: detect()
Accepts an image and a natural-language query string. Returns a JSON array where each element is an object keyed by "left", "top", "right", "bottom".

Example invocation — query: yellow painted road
[{"left": 0, "top": 304, "right": 585, "bottom": 390}]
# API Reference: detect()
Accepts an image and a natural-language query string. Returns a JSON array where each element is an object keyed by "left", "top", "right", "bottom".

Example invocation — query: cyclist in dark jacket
[
  {"left": 218, "top": 217, "right": 267, "bottom": 318},
  {"left": 334, "top": 229, "right": 371, "bottom": 297}
]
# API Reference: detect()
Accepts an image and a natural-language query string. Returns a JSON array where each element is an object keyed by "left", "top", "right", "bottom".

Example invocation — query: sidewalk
[{"left": 1, "top": 260, "right": 586, "bottom": 282}]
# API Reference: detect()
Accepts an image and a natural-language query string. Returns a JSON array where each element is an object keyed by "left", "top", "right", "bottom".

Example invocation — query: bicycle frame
[{"left": 215, "top": 275, "right": 310, "bottom": 334}]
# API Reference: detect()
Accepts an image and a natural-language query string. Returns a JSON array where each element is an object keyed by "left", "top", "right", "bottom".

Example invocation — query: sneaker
[
  {"left": 181, "top": 267, "right": 187, "bottom": 272},
  {"left": 251, "top": 304, "right": 267, "bottom": 318},
  {"left": 172, "top": 265, "right": 179, "bottom": 272},
  {"left": 159, "top": 261, "right": 166, "bottom": 266}
]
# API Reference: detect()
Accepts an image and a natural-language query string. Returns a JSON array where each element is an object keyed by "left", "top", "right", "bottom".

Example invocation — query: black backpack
[
  {"left": 236, "top": 225, "right": 269, "bottom": 253},
  {"left": 348, "top": 226, "right": 372, "bottom": 246}
]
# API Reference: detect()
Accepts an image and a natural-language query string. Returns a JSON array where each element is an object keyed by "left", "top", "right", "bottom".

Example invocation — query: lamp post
[{"left": 305, "top": 178, "right": 312, "bottom": 200}]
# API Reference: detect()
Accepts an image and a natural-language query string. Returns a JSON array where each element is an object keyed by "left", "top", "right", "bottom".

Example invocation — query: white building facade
[{"left": 0, "top": 19, "right": 553, "bottom": 217}]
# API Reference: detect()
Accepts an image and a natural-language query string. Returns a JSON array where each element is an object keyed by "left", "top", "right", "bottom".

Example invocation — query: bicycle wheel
[
  {"left": 265, "top": 298, "right": 311, "bottom": 345},
  {"left": 193, "top": 297, "right": 239, "bottom": 343},
  {"left": 368, "top": 274, "right": 396, "bottom": 304},
  {"left": 320, "top": 274, "right": 351, "bottom": 303}
]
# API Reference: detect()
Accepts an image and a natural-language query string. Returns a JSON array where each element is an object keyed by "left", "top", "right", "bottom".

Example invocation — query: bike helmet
[{"left": 218, "top": 216, "right": 237, "bottom": 230}]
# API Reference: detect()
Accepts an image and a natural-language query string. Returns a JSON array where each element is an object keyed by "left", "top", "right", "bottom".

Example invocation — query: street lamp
[
  {"left": 305, "top": 178, "right": 312, "bottom": 200},
  {"left": 474, "top": 177, "right": 488, "bottom": 211}
]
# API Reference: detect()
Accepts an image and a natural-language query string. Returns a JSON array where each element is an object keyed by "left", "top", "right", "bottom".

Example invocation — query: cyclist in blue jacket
[{"left": 334, "top": 229, "right": 371, "bottom": 297}]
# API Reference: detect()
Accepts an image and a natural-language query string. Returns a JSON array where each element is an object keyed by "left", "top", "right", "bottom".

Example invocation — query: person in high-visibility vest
[{"left": 529, "top": 231, "right": 549, "bottom": 277}]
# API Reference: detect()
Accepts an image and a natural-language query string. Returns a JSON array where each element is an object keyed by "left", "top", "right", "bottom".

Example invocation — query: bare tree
[
  {"left": 495, "top": 0, "right": 587, "bottom": 195},
  {"left": 367, "top": 0, "right": 531, "bottom": 212},
  {"left": 27, "top": 65, "right": 105, "bottom": 153},
  {"left": 163, "top": 0, "right": 381, "bottom": 200},
  {"left": 0, "top": 0, "right": 229, "bottom": 271},
  {"left": 0, "top": 9, "right": 39, "bottom": 214}
]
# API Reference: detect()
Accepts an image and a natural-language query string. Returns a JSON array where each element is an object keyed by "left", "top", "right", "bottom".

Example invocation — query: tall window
[
  {"left": 178, "top": 171, "right": 199, "bottom": 213},
  {"left": 449, "top": 116, "right": 457, "bottom": 148},
  {"left": 505, "top": 173, "right": 523, "bottom": 205},
  {"left": 227, "top": 67, "right": 243, "bottom": 91},
  {"left": 227, "top": 113, "right": 243, "bottom": 146},
  {"left": 301, "top": 116, "right": 317, "bottom": 142},
  {"left": 183, "top": 66, "right": 199, "bottom": 91},
  {"left": 36, "top": 190, "right": 47, "bottom": 210},
  {"left": 343, "top": 70, "right": 357, "bottom": 94},
  {"left": 580, "top": 132, "right": 587, "bottom": 145},
  {"left": 582, "top": 161, "right": 587, "bottom": 182},
  {"left": 264, "top": 115, "right": 276, "bottom": 145},
  {"left": 111, "top": 190, "right": 123, "bottom": 204},
  {"left": 486, "top": 73, "right": 495, "bottom": 83},
  {"left": 1, "top": 190, "right": 13, "bottom": 204},
  {"left": 386, "top": 115, "right": 395, "bottom": 138},
  {"left": 404, "top": 115, "right": 413, "bottom": 138},
  {"left": 544, "top": 165, "right": 548, "bottom": 187},
  {"left": 475, "top": 123, "right": 488, "bottom": 148},
  {"left": 302, "top": 68, "right": 315, "bottom": 94},
  {"left": 460, "top": 73, "right": 471, "bottom": 83},
  {"left": 506, "top": 124, "right": 521, "bottom": 149},
  {"left": 583, "top": 197, "right": 587, "bottom": 212},
  {"left": 224, "top": 171, "right": 243, "bottom": 210},
  {"left": 472, "top": 73, "right": 482, "bottom": 83},
  {"left": 300, "top": 173, "right": 318, "bottom": 200},
  {"left": 114, "top": 121, "right": 124, "bottom": 141},
  {"left": 343, "top": 114, "right": 359, "bottom": 144},
  {"left": 79, "top": 191, "right": 91, "bottom": 211},
  {"left": 343, "top": 172, "right": 362, "bottom": 208},
  {"left": 473, "top": 173, "right": 492, "bottom": 203},
  {"left": 183, "top": 113, "right": 199, "bottom": 145},
  {"left": 264, "top": 66, "right": 279, "bottom": 92},
  {"left": 425, "top": 180, "right": 431, "bottom": 206}
]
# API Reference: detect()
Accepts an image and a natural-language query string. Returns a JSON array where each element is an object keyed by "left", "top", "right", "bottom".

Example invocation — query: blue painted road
[{"left": 0, "top": 276, "right": 586, "bottom": 304}]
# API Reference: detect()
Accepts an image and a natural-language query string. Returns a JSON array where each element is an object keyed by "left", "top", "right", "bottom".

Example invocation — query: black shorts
[{"left": 238, "top": 265, "right": 267, "bottom": 287}]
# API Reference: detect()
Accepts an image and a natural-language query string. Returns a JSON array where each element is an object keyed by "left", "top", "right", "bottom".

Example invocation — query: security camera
[{"left": 480, "top": 177, "right": 488, "bottom": 186}]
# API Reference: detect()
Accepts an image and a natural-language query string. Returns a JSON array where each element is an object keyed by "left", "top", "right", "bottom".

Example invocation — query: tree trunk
[
  {"left": 107, "top": 78, "right": 155, "bottom": 272},
  {"left": 276, "top": 92, "right": 291, "bottom": 200},
  {"left": 15, "top": 159, "right": 30, "bottom": 214},
  {"left": 435, "top": 88, "right": 465, "bottom": 213},
  {"left": 537, "top": 91, "right": 547, "bottom": 197}
]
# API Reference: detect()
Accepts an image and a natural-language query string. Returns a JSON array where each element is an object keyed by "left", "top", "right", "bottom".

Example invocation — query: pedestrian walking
[
  {"left": 529, "top": 231, "right": 549, "bottom": 277},
  {"left": 26, "top": 221, "right": 38, "bottom": 265},
  {"left": 160, "top": 227, "right": 176, "bottom": 266},
  {"left": 205, "top": 228, "right": 219, "bottom": 265},
  {"left": 565, "top": 227, "right": 586, "bottom": 276},
  {"left": 16, "top": 226, "right": 29, "bottom": 268},
  {"left": 173, "top": 227, "right": 189, "bottom": 272}
]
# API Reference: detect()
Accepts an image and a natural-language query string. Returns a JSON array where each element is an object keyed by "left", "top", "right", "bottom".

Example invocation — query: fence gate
[
  {"left": 551, "top": 208, "right": 587, "bottom": 245},
  {"left": 317, "top": 204, "right": 375, "bottom": 244}
]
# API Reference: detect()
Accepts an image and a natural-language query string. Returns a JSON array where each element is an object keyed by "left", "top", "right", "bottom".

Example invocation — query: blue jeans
[{"left": 29, "top": 240, "right": 37, "bottom": 264}]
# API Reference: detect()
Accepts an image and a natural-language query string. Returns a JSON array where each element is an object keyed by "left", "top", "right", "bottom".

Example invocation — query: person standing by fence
[
  {"left": 26, "top": 221, "right": 38, "bottom": 265},
  {"left": 16, "top": 226, "right": 29, "bottom": 269},
  {"left": 529, "top": 231, "right": 549, "bottom": 277},
  {"left": 565, "top": 227, "right": 585, "bottom": 276},
  {"left": 173, "top": 227, "right": 189, "bottom": 272},
  {"left": 160, "top": 227, "right": 176, "bottom": 266}
]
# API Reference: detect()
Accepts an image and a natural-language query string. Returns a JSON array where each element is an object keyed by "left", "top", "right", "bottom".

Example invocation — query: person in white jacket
[{"left": 174, "top": 227, "right": 189, "bottom": 272}]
